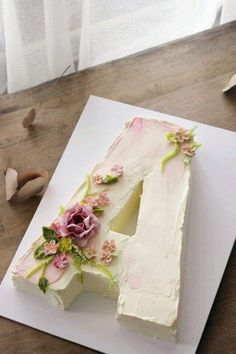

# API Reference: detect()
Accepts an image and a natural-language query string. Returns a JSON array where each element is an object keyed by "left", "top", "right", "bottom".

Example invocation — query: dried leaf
[
  {"left": 15, "top": 169, "right": 49, "bottom": 200},
  {"left": 222, "top": 74, "right": 236, "bottom": 92},
  {"left": 16, "top": 176, "right": 46, "bottom": 200},
  {"left": 5, "top": 168, "right": 18, "bottom": 201},
  {"left": 17, "top": 169, "right": 48, "bottom": 189},
  {"left": 5, "top": 168, "right": 49, "bottom": 202},
  {"left": 22, "top": 108, "right": 37, "bottom": 128}
]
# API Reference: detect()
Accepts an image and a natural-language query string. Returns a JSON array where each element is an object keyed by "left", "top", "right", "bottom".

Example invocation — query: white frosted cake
[{"left": 13, "top": 117, "right": 200, "bottom": 342}]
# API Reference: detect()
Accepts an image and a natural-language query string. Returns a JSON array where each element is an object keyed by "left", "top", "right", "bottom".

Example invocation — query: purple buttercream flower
[{"left": 51, "top": 203, "right": 100, "bottom": 248}]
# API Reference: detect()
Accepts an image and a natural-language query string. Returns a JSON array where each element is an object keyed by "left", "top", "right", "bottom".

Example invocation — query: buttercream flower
[
  {"left": 83, "top": 196, "right": 99, "bottom": 208},
  {"left": 83, "top": 192, "right": 110, "bottom": 208},
  {"left": 102, "top": 239, "right": 116, "bottom": 253},
  {"left": 50, "top": 221, "right": 64, "bottom": 238},
  {"left": 181, "top": 142, "right": 196, "bottom": 157},
  {"left": 51, "top": 203, "right": 100, "bottom": 248},
  {"left": 59, "top": 237, "right": 72, "bottom": 253},
  {"left": 111, "top": 164, "right": 124, "bottom": 177},
  {"left": 43, "top": 240, "right": 58, "bottom": 255},
  {"left": 92, "top": 174, "right": 103, "bottom": 184},
  {"left": 101, "top": 251, "right": 112, "bottom": 265},
  {"left": 96, "top": 192, "right": 110, "bottom": 207},
  {"left": 84, "top": 246, "right": 97, "bottom": 259},
  {"left": 53, "top": 253, "right": 70, "bottom": 269},
  {"left": 175, "top": 129, "right": 191, "bottom": 143}
]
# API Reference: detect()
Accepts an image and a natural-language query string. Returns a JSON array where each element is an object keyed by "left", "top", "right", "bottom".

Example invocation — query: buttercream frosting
[{"left": 12, "top": 117, "right": 193, "bottom": 342}]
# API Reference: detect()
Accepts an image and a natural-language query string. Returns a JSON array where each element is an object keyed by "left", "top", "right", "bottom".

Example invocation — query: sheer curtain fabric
[{"left": 0, "top": 0, "right": 234, "bottom": 94}]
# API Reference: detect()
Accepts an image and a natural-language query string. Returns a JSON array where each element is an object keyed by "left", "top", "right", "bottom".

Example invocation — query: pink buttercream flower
[
  {"left": 101, "top": 251, "right": 112, "bottom": 265},
  {"left": 111, "top": 164, "right": 124, "bottom": 177},
  {"left": 83, "top": 196, "right": 99, "bottom": 208},
  {"left": 96, "top": 192, "right": 110, "bottom": 207},
  {"left": 92, "top": 174, "right": 103, "bottom": 184},
  {"left": 181, "top": 142, "right": 196, "bottom": 157},
  {"left": 50, "top": 203, "right": 100, "bottom": 248},
  {"left": 83, "top": 192, "right": 110, "bottom": 208},
  {"left": 84, "top": 245, "right": 97, "bottom": 259},
  {"left": 175, "top": 129, "right": 191, "bottom": 143},
  {"left": 43, "top": 240, "right": 58, "bottom": 255},
  {"left": 53, "top": 253, "right": 69, "bottom": 269},
  {"left": 50, "top": 222, "right": 63, "bottom": 238},
  {"left": 102, "top": 239, "right": 116, "bottom": 253}
]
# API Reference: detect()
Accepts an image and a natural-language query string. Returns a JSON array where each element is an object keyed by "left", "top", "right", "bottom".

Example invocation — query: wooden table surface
[{"left": 0, "top": 21, "right": 236, "bottom": 354}]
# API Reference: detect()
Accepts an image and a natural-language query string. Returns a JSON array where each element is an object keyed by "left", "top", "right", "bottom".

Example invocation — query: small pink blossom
[
  {"left": 102, "top": 239, "right": 116, "bottom": 253},
  {"left": 101, "top": 251, "right": 112, "bottom": 265},
  {"left": 83, "top": 196, "right": 99, "bottom": 208},
  {"left": 84, "top": 246, "right": 97, "bottom": 259},
  {"left": 175, "top": 129, "right": 191, "bottom": 143},
  {"left": 53, "top": 253, "right": 70, "bottom": 269},
  {"left": 181, "top": 142, "right": 196, "bottom": 157},
  {"left": 92, "top": 174, "right": 103, "bottom": 185},
  {"left": 43, "top": 240, "right": 58, "bottom": 255},
  {"left": 96, "top": 192, "right": 110, "bottom": 207},
  {"left": 111, "top": 164, "right": 124, "bottom": 177},
  {"left": 50, "top": 221, "right": 64, "bottom": 238},
  {"left": 83, "top": 192, "right": 110, "bottom": 208}
]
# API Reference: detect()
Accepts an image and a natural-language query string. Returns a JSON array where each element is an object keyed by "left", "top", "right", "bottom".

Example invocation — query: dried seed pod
[
  {"left": 22, "top": 108, "right": 37, "bottom": 128},
  {"left": 5, "top": 168, "right": 49, "bottom": 201},
  {"left": 5, "top": 168, "right": 18, "bottom": 201},
  {"left": 222, "top": 74, "right": 236, "bottom": 92}
]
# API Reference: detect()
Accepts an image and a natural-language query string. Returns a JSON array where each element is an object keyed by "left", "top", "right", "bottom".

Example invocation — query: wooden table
[{"left": 0, "top": 21, "right": 236, "bottom": 354}]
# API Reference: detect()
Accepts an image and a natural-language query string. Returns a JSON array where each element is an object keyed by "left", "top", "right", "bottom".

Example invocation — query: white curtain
[{"left": 0, "top": 0, "right": 235, "bottom": 94}]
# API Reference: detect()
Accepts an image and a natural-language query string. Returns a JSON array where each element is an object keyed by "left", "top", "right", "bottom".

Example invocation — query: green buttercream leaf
[
  {"left": 93, "top": 207, "right": 105, "bottom": 215},
  {"left": 83, "top": 174, "right": 91, "bottom": 199},
  {"left": 42, "top": 227, "right": 58, "bottom": 242},
  {"left": 183, "top": 156, "right": 192, "bottom": 164},
  {"left": 38, "top": 277, "right": 49, "bottom": 294},
  {"left": 73, "top": 256, "right": 84, "bottom": 284},
  {"left": 71, "top": 245, "right": 87, "bottom": 262},
  {"left": 111, "top": 250, "right": 119, "bottom": 257},
  {"left": 160, "top": 144, "right": 180, "bottom": 172},
  {"left": 34, "top": 243, "right": 47, "bottom": 259},
  {"left": 193, "top": 142, "right": 201, "bottom": 149},
  {"left": 102, "top": 175, "right": 119, "bottom": 184},
  {"left": 166, "top": 132, "right": 177, "bottom": 143},
  {"left": 59, "top": 206, "right": 65, "bottom": 215},
  {"left": 26, "top": 256, "right": 53, "bottom": 279}
]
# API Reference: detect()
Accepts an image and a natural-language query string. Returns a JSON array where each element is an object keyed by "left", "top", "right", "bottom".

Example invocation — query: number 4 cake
[{"left": 12, "top": 117, "right": 200, "bottom": 342}]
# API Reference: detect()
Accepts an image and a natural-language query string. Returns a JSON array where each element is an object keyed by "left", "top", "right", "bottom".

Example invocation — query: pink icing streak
[
  {"left": 128, "top": 275, "right": 142, "bottom": 289},
  {"left": 129, "top": 117, "right": 144, "bottom": 132},
  {"left": 15, "top": 244, "right": 67, "bottom": 284}
]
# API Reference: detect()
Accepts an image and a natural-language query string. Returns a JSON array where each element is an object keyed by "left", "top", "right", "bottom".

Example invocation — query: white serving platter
[{"left": 0, "top": 96, "right": 235, "bottom": 354}]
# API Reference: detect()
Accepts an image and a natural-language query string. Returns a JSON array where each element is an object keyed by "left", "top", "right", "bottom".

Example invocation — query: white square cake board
[{"left": 0, "top": 96, "right": 235, "bottom": 354}]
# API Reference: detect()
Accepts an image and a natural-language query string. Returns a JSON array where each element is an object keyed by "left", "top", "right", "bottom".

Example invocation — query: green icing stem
[
  {"left": 90, "top": 261, "right": 114, "bottom": 288},
  {"left": 83, "top": 174, "right": 91, "bottom": 199},
  {"left": 26, "top": 256, "right": 53, "bottom": 279},
  {"left": 161, "top": 144, "right": 180, "bottom": 172}
]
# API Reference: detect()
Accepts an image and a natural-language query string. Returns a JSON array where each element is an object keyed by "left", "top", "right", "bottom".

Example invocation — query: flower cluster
[
  {"left": 161, "top": 127, "right": 201, "bottom": 171},
  {"left": 28, "top": 166, "right": 124, "bottom": 294},
  {"left": 92, "top": 164, "right": 123, "bottom": 185},
  {"left": 101, "top": 240, "right": 116, "bottom": 265},
  {"left": 174, "top": 128, "right": 198, "bottom": 157},
  {"left": 83, "top": 192, "right": 110, "bottom": 208}
]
